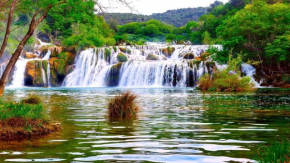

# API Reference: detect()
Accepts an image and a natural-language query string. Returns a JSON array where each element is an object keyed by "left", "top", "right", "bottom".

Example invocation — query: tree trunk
[{"left": 0, "top": 0, "right": 17, "bottom": 59}]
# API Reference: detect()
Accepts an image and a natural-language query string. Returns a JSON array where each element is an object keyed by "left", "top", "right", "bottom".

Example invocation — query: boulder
[
  {"left": 146, "top": 54, "right": 159, "bottom": 60},
  {"left": 162, "top": 47, "right": 175, "bottom": 57},
  {"left": 119, "top": 47, "right": 131, "bottom": 54},
  {"left": 117, "top": 52, "right": 128, "bottom": 62},
  {"left": 183, "top": 53, "right": 195, "bottom": 59}
]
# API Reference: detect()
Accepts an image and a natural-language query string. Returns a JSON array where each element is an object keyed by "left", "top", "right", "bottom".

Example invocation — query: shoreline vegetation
[
  {"left": 0, "top": 96, "right": 60, "bottom": 141},
  {"left": 197, "top": 53, "right": 254, "bottom": 92}
]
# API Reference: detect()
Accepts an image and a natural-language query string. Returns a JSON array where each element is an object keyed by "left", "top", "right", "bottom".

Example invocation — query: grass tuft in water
[
  {"left": 21, "top": 95, "right": 42, "bottom": 105},
  {"left": 108, "top": 91, "right": 139, "bottom": 120},
  {"left": 254, "top": 139, "right": 290, "bottom": 163}
]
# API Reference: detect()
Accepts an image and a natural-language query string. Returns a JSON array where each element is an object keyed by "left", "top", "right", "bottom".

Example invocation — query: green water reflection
[{"left": 0, "top": 88, "right": 289, "bottom": 163}]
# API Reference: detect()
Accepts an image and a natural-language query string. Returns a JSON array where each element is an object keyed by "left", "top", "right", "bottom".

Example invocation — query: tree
[{"left": 0, "top": 0, "right": 133, "bottom": 96}]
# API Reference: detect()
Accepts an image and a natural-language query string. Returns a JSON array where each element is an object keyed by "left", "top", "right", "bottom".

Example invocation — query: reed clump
[
  {"left": 22, "top": 95, "right": 42, "bottom": 105},
  {"left": 254, "top": 139, "right": 290, "bottom": 163},
  {"left": 108, "top": 91, "right": 139, "bottom": 119}
]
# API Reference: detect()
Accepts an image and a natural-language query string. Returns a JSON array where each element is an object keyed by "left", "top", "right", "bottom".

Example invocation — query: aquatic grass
[
  {"left": 108, "top": 91, "right": 139, "bottom": 120},
  {"left": 0, "top": 98, "right": 48, "bottom": 121},
  {"left": 254, "top": 139, "right": 290, "bottom": 163},
  {"left": 22, "top": 95, "right": 42, "bottom": 105}
]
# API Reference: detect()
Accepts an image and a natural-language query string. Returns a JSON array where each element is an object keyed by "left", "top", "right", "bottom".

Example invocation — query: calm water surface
[{"left": 0, "top": 88, "right": 290, "bottom": 163}]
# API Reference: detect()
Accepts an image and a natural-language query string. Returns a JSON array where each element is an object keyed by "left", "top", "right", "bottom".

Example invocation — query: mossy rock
[
  {"left": 107, "top": 63, "right": 123, "bottom": 86},
  {"left": 119, "top": 47, "right": 131, "bottom": 54},
  {"left": 146, "top": 54, "right": 159, "bottom": 60},
  {"left": 104, "top": 48, "right": 112, "bottom": 61},
  {"left": 188, "top": 60, "right": 202, "bottom": 69},
  {"left": 117, "top": 52, "right": 128, "bottom": 62},
  {"left": 53, "top": 59, "right": 66, "bottom": 76},
  {"left": 183, "top": 53, "right": 195, "bottom": 59},
  {"left": 58, "top": 51, "right": 75, "bottom": 65},
  {"left": 24, "top": 60, "right": 48, "bottom": 86},
  {"left": 162, "top": 47, "right": 175, "bottom": 57}
]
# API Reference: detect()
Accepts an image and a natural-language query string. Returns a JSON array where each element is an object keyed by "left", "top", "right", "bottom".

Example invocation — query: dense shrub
[
  {"left": 108, "top": 91, "right": 139, "bottom": 120},
  {"left": 198, "top": 53, "right": 253, "bottom": 92}
]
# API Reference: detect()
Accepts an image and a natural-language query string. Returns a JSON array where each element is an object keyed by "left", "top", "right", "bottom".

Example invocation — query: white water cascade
[
  {"left": 241, "top": 63, "right": 261, "bottom": 87},
  {"left": 9, "top": 49, "right": 52, "bottom": 87},
  {"left": 63, "top": 44, "right": 221, "bottom": 87}
]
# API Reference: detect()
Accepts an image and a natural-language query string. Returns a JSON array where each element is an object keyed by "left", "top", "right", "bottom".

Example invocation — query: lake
[{"left": 1, "top": 87, "right": 290, "bottom": 163}]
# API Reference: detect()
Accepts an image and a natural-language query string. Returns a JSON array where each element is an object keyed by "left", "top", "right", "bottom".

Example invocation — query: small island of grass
[{"left": 0, "top": 96, "right": 60, "bottom": 141}]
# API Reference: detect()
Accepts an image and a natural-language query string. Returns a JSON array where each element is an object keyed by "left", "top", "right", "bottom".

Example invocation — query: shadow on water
[{"left": 0, "top": 87, "right": 290, "bottom": 162}]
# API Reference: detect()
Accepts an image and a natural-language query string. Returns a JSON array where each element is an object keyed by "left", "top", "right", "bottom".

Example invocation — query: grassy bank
[{"left": 0, "top": 96, "right": 60, "bottom": 141}]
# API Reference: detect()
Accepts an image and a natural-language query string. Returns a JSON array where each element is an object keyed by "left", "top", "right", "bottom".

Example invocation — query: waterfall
[
  {"left": 63, "top": 49, "right": 109, "bottom": 87},
  {"left": 119, "top": 60, "right": 190, "bottom": 87},
  {"left": 63, "top": 45, "right": 219, "bottom": 88},
  {"left": 241, "top": 64, "right": 260, "bottom": 87},
  {"left": 47, "top": 62, "right": 51, "bottom": 87},
  {"left": 10, "top": 58, "right": 29, "bottom": 87}
]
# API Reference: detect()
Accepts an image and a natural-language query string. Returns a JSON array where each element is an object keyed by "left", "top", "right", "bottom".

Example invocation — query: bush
[
  {"left": 108, "top": 91, "right": 139, "bottom": 120},
  {"left": 198, "top": 53, "right": 253, "bottom": 92},
  {"left": 0, "top": 98, "right": 48, "bottom": 121},
  {"left": 254, "top": 139, "right": 290, "bottom": 163}
]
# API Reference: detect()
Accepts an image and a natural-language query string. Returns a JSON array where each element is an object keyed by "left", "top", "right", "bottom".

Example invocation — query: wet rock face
[
  {"left": 24, "top": 61, "right": 48, "bottom": 87},
  {"left": 183, "top": 53, "right": 195, "bottom": 59},
  {"left": 37, "top": 32, "right": 50, "bottom": 43},
  {"left": 49, "top": 51, "right": 76, "bottom": 86},
  {"left": 107, "top": 63, "right": 123, "bottom": 86}
]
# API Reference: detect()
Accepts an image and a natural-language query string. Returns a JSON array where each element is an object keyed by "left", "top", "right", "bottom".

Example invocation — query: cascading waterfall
[
  {"left": 10, "top": 59, "right": 29, "bottom": 87},
  {"left": 9, "top": 49, "right": 52, "bottom": 87},
  {"left": 241, "top": 63, "right": 260, "bottom": 87},
  {"left": 63, "top": 44, "right": 219, "bottom": 87}
]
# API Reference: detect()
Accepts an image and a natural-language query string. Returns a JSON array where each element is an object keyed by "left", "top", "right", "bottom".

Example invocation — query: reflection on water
[{"left": 1, "top": 88, "right": 290, "bottom": 163}]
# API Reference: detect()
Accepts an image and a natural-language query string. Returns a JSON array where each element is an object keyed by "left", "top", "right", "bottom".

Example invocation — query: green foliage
[
  {"left": 199, "top": 53, "right": 253, "bottom": 92},
  {"left": 22, "top": 95, "right": 42, "bottom": 105},
  {"left": 217, "top": 0, "right": 290, "bottom": 62},
  {"left": 0, "top": 99, "right": 48, "bottom": 121},
  {"left": 104, "top": 8, "right": 207, "bottom": 27},
  {"left": 61, "top": 16, "right": 115, "bottom": 49},
  {"left": 116, "top": 19, "right": 175, "bottom": 44},
  {"left": 265, "top": 33, "right": 290, "bottom": 62},
  {"left": 254, "top": 139, "right": 290, "bottom": 163}
]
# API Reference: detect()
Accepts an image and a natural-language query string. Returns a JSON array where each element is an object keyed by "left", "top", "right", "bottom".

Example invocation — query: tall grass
[
  {"left": 108, "top": 91, "right": 139, "bottom": 120},
  {"left": 0, "top": 98, "right": 48, "bottom": 121},
  {"left": 254, "top": 139, "right": 290, "bottom": 163}
]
